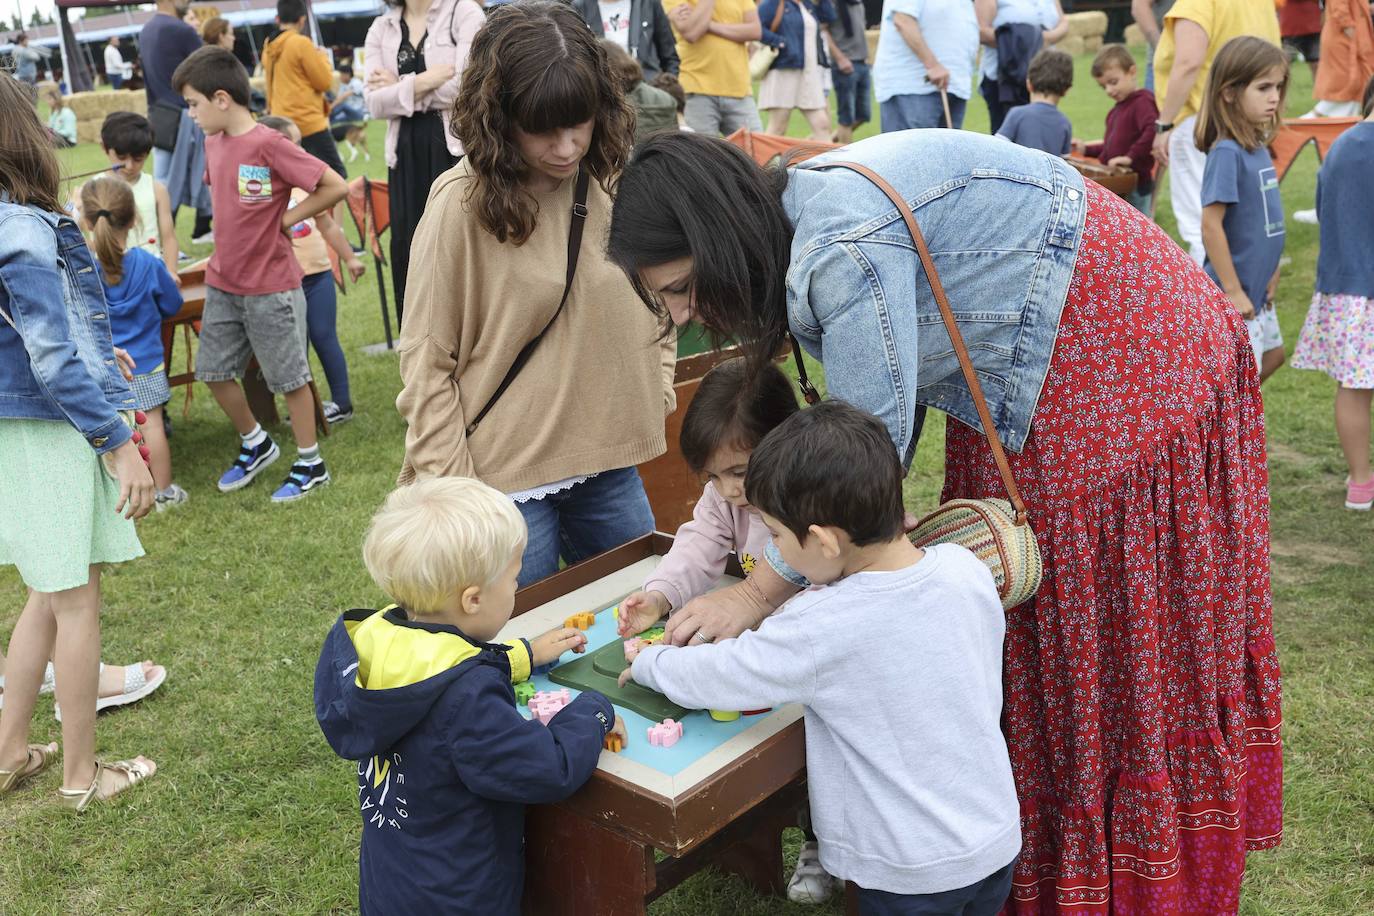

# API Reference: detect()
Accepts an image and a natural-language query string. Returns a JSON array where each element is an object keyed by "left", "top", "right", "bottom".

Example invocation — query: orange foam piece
[
  {"left": 603, "top": 733, "right": 624, "bottom": 753},
  {"left": 564, "top": 611, "right": 595, "bottom": 630}
]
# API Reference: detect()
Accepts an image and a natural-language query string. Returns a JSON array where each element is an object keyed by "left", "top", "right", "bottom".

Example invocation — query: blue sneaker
[
  {"left": 217, "top": 437, "right": 280, "bottom": 492},
  {"left": 270, "top": 460, "right": 330, "bottom": 503}
]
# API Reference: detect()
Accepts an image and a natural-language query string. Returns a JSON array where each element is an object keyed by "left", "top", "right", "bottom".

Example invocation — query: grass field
[{"left": 3, "top": 49, "right": 1372, "bottom": 914}]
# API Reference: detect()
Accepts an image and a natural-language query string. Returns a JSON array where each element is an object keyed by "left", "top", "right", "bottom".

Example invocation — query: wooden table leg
[
  {"left": 524, "top": 803, "right": 655, "bottom": 916},
  {"left": 243, "top": 362, "right": 280, "bottom": 426},
  {"left": 710, "top": 780, "right": 803, "bottom": 897}
]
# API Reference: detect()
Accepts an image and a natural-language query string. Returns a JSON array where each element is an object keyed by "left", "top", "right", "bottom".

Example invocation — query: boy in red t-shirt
[
  {"left": 1071, "top": 44, "right": 1159, "bottom": 216},
  {"left": 172, "top": 47, "right": 348, "bottom": 502}
]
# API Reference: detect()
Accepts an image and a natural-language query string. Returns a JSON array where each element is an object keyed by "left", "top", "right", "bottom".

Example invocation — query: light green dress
[{"left": 0, "top": 419, "right": 143, "bottom": 592}]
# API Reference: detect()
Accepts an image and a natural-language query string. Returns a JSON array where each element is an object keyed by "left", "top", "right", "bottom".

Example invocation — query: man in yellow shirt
[
  {"left": 1149, "top": 0, "right": 1279, "bottom": 260},
  {"left": 662, "top": 0, "right": 765, "bottom": 134}
]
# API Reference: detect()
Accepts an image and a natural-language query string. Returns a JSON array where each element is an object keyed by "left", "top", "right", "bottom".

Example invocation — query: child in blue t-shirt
[
  {"left": 80, "top": 176, "right": 187, "bottom": 509},
  {"left": 1197, "top": 37, "right": 1290, "bottom": 383},
  {"left": 996, "top": 48, "right": 1073, "bottom": 156}
]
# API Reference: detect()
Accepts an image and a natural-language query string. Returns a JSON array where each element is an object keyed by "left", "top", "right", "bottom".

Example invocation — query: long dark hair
[
  {"left": 0, "top": 72, "right": 62, "bottom": 213},
  {"left": 453, "top": 1, "right": 633, "bottom": 244},
  {"left": 679, "top": 358, "right": 799, "bottom": 473},
  {"left": 608, "top": 132, "right": 794, "bottom": 368}
]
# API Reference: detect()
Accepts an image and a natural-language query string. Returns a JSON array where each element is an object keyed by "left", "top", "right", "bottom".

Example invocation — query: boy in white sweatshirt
[{"left": 624, "top": 401, "right": 1021, "bottom": 914}]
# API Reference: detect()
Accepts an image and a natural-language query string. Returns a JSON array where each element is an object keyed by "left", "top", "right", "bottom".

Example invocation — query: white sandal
[
  {"left": 53, "top": 663, "right": 167, "bottom": 722},
  {"left": 0, "top": 663, "right": 57, "bottom": 710},
  {"left": 58, "top": 758, "right": 156, "bottom": 813}
]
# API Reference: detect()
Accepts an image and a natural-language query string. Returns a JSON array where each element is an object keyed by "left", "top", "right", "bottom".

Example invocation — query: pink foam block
[
  {"left": 528, "top": 688, "right": 572, "bottom": 725},
  {"left": 623, "top": 637, "right": 647, "bottom": 663},
  {"left": 647, "top": 718, "right": 684, "bottom": 748}
]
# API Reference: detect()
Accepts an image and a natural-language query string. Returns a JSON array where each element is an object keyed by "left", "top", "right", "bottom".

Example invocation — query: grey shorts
[
  {"left": 195, "top": 285, "right": 312, "bottom": 394},
  {"left": 684, "top": 94, "right": 763, "bottom": 136}
]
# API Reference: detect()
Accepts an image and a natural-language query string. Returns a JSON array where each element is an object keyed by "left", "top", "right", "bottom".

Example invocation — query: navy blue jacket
[
  {"left": 759, "top": 0, "right": 837, "bottom": 70},
  {"left": 314, "top": 607, "right": 614, "bottom": 916}
]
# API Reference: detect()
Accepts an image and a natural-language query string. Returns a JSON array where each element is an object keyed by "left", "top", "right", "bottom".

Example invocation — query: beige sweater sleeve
[{"left": 395, "top": 179, "right": 476, "bottom": 484}]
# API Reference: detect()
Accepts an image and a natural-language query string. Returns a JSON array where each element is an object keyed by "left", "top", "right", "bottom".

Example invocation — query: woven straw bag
[{"left": 811, "top": 161, "right": 1044, "bottom": 609}]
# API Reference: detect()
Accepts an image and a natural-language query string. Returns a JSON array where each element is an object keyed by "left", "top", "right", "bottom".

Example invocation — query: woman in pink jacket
[{"left": 365, "top": 0, "right": 484, "bottom": 324}]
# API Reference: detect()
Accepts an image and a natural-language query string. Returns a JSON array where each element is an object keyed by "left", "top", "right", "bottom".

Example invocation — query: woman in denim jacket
[
  {"left": 0, "top": 74, "right": 160, "bottom": 810},
  {"left": 608, "top": 130, "right": 1282, "bottom": 914}
]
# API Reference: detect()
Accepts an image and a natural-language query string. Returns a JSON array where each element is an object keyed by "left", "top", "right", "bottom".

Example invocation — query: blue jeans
[
  {"left": 856, "top": 861, "right": 1014, "bottom": 916},
  {"left": 833, "top": 61, "right": 873, "bottom": 128},
  {"left": 302, "top": 270, "right": 352, "bottom": 411},
  {"left": 1125, "top": 185, "right": 1154, "bottom": 216},
  {"left": 880, "top": 92, "right": 967, "bottom": 132},
  {"left": 514, "top": 466, "right": 655, "bottom": 588}
]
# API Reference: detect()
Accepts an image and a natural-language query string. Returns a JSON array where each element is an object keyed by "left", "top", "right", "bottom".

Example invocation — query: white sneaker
[
  {"left": 1294, "top": 209, "right": 1318, "bottom": 225},
  {"left": 191, "top": 231, "right": 214, "bottom": 245},
  {"left": 787, "top": 840, "right": 837, "bottom": 904}
]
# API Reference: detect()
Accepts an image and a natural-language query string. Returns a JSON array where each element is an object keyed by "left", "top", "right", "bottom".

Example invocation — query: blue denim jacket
[
  {"left": 0, "top": 198, "right": 136, "bottom": 455},
  {"left": 1315, "top": 121, "right": 1374, "bottom": 300},
  {"left": 768, "top": 130, "right": 1085, "bottom": 582}
]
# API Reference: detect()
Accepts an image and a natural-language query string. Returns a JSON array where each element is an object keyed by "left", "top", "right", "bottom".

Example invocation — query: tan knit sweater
[{"left": 396, "top": 160, "right": 677, "bottom": 493}]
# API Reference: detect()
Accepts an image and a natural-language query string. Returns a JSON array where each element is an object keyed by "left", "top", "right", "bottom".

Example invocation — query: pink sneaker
[{"left": 1346, "top": 476, "right": 1374, "bottom": 511}]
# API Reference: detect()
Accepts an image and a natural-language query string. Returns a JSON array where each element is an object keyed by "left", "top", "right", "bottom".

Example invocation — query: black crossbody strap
[
  {"left": 465, "top": 169, "right": 591, "bottom": 437},
  {"left": 789, "top": 333, "right": 820, "bottom": 405}
]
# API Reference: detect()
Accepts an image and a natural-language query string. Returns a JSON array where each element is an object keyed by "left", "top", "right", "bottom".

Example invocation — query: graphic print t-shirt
[
  {"left": 1201, "top": 139, "right": 1285, "bottom": 310},
  {"left": 203, "top": 124, "right": 327, "bottom": 295},
  {"left": 602, "top": 0, "right": 632, "bottom": 49}
]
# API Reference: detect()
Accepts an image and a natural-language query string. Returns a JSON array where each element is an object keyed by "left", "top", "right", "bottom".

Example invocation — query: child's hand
[
  {"left": 1107, "top": 155, "right": 1133, "bottom": 169},
  {"left": 345, "top": 256, "right": 366, "bottom": 282},
  {"left": 530, "top": 626, "right": 587, "bottom": 667},
  {"left": 1070, "top": 138, "right": 1085, "bottom": 155},
  {"left": 610, "top": 715, "right": 628, "bottom": 747},
  {"left": 113, "top": 347, "right": 136, "bottom": 382},
  {"left": 617, "top": 666, "right": 635, "bottom": 689},
  {"left": 1227, "top": 288, "right": 1256, "bottom": 320},
  {"left": 618, "top": 590, "right": 670, "bottom": 637}
]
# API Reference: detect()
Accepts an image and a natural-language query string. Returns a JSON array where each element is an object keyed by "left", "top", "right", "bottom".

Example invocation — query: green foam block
[{"left": 548, "top": 638, "right": 688, "bottom": 722}]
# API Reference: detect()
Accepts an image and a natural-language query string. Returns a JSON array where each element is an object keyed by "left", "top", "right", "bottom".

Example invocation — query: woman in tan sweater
[{"left": 397, "top": 0, "right": 677, "bottom": 587}]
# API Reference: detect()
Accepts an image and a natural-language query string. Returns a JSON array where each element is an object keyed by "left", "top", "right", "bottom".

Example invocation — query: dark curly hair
[{"left": 451, "top": 1, "right": 633, "bottom": 244}]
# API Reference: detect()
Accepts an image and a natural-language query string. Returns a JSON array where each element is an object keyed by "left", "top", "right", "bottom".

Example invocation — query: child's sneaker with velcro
[
  {"left": 217, "top": 437, "right": 280, "bottom": 492},
  {"left": 271, "top": 460, "right": 330, "bottom": 503}
]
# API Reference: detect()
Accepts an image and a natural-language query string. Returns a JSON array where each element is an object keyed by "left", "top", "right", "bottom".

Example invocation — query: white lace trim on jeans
[{"left": 507, "top": 473, "right": 598, "bottom": 503}]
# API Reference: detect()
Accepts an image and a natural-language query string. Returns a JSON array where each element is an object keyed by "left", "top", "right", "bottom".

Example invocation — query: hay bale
[
  {"left": 1066, "top": 11, "right": 1108, "bottom": 39},
  {"left": 866, "top": 28, "right": 879, "bottom": 63},
  {"left": 1124, "top": 24, "right": 1147, "bottom": 47},
  {"left": 1055, "top": 35, "right": 1086, "bottom": 57},
  {"left": 1084, "top": 35, "right": 1103, "bottom": 54},
  {"left": 77, "top": 119, "right": 104, "bottom": 144}
]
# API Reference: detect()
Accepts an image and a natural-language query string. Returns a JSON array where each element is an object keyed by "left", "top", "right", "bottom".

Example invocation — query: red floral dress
[{"left": 943, "top": 182, "right": 1283, "bottom": 914}]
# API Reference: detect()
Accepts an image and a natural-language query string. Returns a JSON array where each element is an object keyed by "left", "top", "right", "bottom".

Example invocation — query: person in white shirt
[{"left": 104, "top": 36, "right": 134, "bottom": 89}]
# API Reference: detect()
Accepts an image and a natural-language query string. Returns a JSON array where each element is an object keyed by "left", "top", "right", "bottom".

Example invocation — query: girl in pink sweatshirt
[{"left": 618, "top": 358, "right": 800, "bottom": 637}]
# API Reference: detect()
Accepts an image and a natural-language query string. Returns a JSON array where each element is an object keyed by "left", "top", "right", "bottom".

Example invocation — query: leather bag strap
[
  {"left": 813, "top": 161, "right": 1030, "bottom": 526},
  {"left": 789, "top": 334, "right": 821, "bottom": 405},
  {"left": 465, "top": 168, "right": 590, "bottom": 437},
  {"left": 769, "top": 0, "right": 787, "bottom": 34}
]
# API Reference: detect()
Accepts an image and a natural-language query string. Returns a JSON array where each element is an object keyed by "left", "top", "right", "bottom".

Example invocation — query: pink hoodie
[
  {"left": 643, "top": 482, "right": 774, "bottom": 611},
  {"left": 363, "top": 0, "right": 483, "bottom": 168}
]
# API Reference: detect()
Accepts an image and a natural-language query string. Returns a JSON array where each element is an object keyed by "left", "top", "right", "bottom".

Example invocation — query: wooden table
[{"left": 505, "top": 534, "right": 808, "bottom": 915}]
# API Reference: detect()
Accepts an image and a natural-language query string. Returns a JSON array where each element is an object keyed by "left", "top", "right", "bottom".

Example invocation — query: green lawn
[{"left": 3, "top": 50, "right": 1372, "bottom": 913}]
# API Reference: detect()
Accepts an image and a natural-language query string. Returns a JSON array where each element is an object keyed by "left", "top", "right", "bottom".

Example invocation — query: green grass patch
[{"left": 2, "top": 54, "right": 1372, "bottom": 912}]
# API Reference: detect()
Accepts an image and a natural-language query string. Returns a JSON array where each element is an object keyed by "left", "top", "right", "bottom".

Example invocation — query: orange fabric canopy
[{"left": 723, "top": 129, "right": 839, "bottom": 166}]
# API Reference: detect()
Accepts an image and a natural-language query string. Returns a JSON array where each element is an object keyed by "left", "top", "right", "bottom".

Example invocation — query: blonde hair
[
  {"left": 80, "top": 176, "right": 137, "bottom": 285},
  {"left": 363, "top": 478, "right": 527, "bottom": 614},
  {"left": 1194, "top": 36, "right": 1289, "bottom": 153}
]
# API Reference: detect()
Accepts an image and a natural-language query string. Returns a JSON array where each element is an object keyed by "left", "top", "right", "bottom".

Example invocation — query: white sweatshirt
[{"left": 632, "top": 544, "right": 1021, "bottom": 894}]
